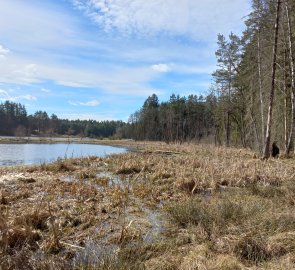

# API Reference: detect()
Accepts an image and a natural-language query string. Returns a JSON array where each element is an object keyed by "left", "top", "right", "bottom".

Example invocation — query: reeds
[{"left": 1, "top": 142, "right": 295, "bottom": 269}]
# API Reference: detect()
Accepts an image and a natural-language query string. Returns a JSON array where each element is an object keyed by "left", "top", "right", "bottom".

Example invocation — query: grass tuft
[
  {"left": 14, "top": 211, "right": 50, "bottom": 231},
  {"left": 2, "top": 227, "right": 40, "bottom": 251},
  {"left": 234, "top": 236, "right": 272, "bottom": 264},
  {"left": 116, "top": 166, "right": 142, "bottom": 174}
]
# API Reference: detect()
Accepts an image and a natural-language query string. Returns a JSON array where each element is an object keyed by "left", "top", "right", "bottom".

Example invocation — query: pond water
[{"left": 0, "top": 143, "right": 127, "bottom": 166}]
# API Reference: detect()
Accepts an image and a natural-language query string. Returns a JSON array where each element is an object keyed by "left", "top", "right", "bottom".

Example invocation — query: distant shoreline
[
  {"left": 0, "top": 136, "right": 143, "bottom": 150},
  {"left": 0, "top": 136, "right": 129, "bottom": 142}
]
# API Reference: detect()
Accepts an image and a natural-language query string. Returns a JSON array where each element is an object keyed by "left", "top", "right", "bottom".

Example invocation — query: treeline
[
  {"left": 124, "top": 0, "right": 295, "bottom": 157},
  {"left": 122, "top": 93, "right": 216, "bottom": 142},
  {"left": 0, "top": 101, "right": 124, "bottom": 138}
]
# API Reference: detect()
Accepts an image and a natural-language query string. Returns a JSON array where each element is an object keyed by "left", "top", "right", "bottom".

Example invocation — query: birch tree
[
  {"left": 284, "top": 0, "right": 295, "bottom": 155},
  {"left": 263, "top": 0, "right": 282, "bottom": 159}
]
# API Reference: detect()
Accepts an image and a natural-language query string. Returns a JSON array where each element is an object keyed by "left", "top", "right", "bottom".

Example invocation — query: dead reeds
[{"left": 1, "top": 142, "right": 295, "bottom": 269}]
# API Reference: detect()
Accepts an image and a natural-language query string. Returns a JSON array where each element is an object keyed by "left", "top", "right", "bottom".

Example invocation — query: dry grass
[{"left": 1, "top": 142, "right": 295, "bottom": 269}]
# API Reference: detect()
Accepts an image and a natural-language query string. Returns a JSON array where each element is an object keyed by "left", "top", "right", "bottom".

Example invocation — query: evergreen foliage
[
  {"left": 124, "top": 93, "right": 215, "bottom": 143},
  {"left": 0, "top": 101, "right": 124, "bottom": 138}
]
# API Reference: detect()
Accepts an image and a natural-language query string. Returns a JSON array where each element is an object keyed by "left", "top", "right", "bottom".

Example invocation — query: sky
[{"left": 0, "top": 0, "right": 251, "bottom": 121}]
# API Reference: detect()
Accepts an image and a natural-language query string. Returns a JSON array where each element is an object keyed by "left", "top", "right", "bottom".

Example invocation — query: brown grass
[{"left": 1, "top": 142, "right": 295, "bottom": 269}]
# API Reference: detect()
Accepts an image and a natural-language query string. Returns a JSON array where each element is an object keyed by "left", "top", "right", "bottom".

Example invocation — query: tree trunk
[
  {"left": 284, "top": 0, "right": 295, "bottom": 156},
  {"left": 257, "top": 30, "right": 265, "bottom": 153},
  {"left": 225, "top": 111, "right": 230, "bottom": 147},
  {"left": 263, "top": 0, "right": 282, "bottom": 159},
  {"left": 284, "top": 88, "right": 288, "bottom": 151},
  {"left": 283, "top": 48, "right": 289, "bottom": 153},
  {"left": 225, "top": 65, "right": 232, "bottom": 147},
  {"left": 250, "top": 84, "right": 260, "bottom": 150}
]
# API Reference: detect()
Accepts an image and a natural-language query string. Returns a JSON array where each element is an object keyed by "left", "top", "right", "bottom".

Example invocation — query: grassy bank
[{"left": 1, "top": 142, "right": 295, "bottom": 269}]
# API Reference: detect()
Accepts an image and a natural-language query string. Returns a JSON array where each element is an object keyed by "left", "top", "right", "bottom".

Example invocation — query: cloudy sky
[{"left": 0, "top": 0, "right": 251, "bottom": 121}]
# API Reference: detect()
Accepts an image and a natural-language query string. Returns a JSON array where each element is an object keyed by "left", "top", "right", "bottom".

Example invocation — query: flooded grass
[{"left": 1, "top": 142, "right": 295, "bottom": 269}]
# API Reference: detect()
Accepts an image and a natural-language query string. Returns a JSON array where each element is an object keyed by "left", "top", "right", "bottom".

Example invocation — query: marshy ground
[{"left": 1, "top": 142, "right": 295, "bottom": 269}]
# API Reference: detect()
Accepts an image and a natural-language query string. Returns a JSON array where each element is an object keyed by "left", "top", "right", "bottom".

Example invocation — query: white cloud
[
  {"left": 151, "top": 64, "right": 171, "bottom": 73},
  {"left": 79, "top": 99, "right": 100, "bottom": 106},
  {"left": 57, "top": 81, "right": 89, "bottom": 88},
  {"left": 73, "top": 0, "right": 250, "bottom": 40},
  {"left": 0, "top": 89, "right": 37, "bottom": 102},
  {"left": 0, "top": 1, "right": 79, "bottom": 49},
  {"left": 172, "top": 64, "right": 217, "bottom": 75},
  {"left": 0, "top": 45, "right": 9, "bottom": 59},
  {"left": 0, "top": 89, "right": 10, "bottom": 98},
  {"left": 41, "top": 88, "right": 51, "bottom": 93},
  {"left": 68, "top": 101, "right": 78, "bottom": 106},
  {"left": 68, "top": 99, "right": 100, "bottom": 106},
  {"left": 0, "top": 45, "right": 9, "bottom": 54},
  {"left": 13, "top": 64, "right": 39, "bottom": 84},
  {"left": 18, "top": 94, "right": 37, "bottom": 101},
  {"left": 0, "top": 56, "right": 40, "bottom": 85},
  {"left": 151, "top": 63, "right": 216, "bottom": 75},
  {"left": 0, "top": 50, "right": 159, "bottom": 96}
]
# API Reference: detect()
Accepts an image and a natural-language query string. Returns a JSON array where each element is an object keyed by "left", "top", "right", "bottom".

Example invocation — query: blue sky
[{"left": 0, "top": 0, "right": 251, "bottom": 121}]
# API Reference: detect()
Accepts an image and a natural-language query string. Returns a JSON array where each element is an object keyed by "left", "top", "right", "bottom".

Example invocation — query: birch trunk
[
  {"left": 263, "top": 0, "right": 282, "bottom": 159},
  {"left": 284, "top": 0, "right": 295, "bottom": 156}
]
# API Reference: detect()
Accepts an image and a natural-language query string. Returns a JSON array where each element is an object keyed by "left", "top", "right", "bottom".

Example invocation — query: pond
[{"left": 0, "top": 143, "right": 127, "bottom": 166}]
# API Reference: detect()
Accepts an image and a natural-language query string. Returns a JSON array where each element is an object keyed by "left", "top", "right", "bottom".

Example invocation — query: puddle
[
  {"left": 73, "top": 239, "right": 118, "bottom": 267},
  {"left": 60, "top": 170, "right": 167, "bottom": 245},
  {"left": 96, "top": 171, "right": 128, "bottom": 189},
  {"left": 98, "top": 171, "right": 167, "bottom": 242},
  {"left": 60, "top": 175, "right": 76, "bottom": 182},
  {"left": 0, "top": 173, "right": 26, "bottom": 184},
  {"left": 142, "top": 207, "right": 166, "bottom": 242}
]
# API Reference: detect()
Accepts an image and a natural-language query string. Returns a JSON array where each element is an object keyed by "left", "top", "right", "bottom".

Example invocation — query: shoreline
[
  {"left": 0, "top": 136, "right": 158, "bottom": 151},
  {"left": 0, "top": 136, "right": 130, "bottom": 145}
]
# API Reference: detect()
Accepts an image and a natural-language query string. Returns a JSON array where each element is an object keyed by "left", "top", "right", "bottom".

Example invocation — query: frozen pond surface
[{"left": 0, "top": 143, "right": 127, "bottom": 166}]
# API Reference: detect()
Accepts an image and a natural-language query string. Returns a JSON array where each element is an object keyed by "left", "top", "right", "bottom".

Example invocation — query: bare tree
[
  {"left": 284, "top": 0, "right": 295, "bottom": 156},
  {"left": 263, "top": 0, "right": 282, "bottom": 159}
]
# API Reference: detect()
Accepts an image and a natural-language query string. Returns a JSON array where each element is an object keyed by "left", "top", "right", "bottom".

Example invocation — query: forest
[
  {"left": 0, "top": 100, "right": 124, "bottom": 138},
  {"left": 123, "top": 0, "right": 295, "bottom": 158},
  {"left": 122, "top": 93, "right": 216, "bottom": 143}
]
